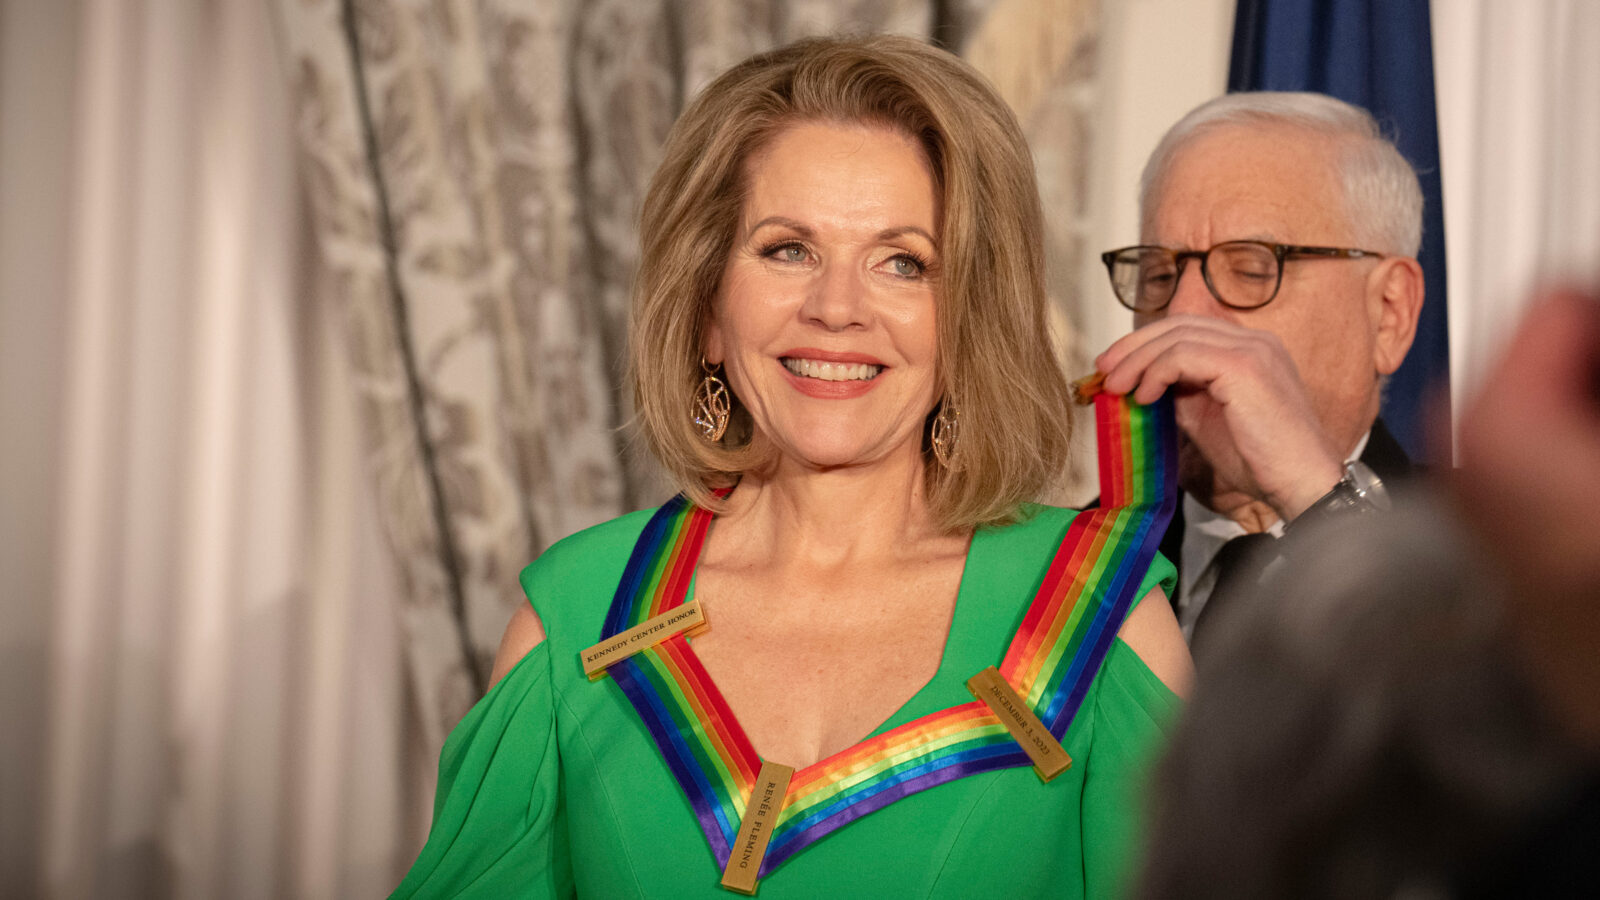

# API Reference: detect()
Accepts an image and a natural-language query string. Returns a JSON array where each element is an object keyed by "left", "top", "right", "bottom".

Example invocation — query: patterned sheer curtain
[{"left": 272, "top": 0, "right": 1108, "bottom": 759}]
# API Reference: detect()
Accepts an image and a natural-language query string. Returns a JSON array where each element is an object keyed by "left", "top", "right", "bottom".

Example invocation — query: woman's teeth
[{"left": 782, "top": 358, "right": 882, "bottom": 382}]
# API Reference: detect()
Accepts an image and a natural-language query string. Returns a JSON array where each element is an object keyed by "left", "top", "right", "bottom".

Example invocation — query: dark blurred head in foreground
[{"left": 1138, "top": 287, "right": 1600, "bottom": 899}]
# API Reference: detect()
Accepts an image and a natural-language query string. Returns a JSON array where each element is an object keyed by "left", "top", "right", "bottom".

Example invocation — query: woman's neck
[{"left": 713, "top": 448, "right": 951, "bottom": 569}]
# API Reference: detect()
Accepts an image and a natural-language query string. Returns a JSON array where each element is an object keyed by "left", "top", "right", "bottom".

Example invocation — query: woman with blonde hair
[{"left": 393, "top": 34, "right": 1190, "bottom": 898}]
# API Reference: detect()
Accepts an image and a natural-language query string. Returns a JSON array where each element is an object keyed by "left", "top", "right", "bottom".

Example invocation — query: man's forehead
[{"left": 1144, "top": 123, "right": 1351, "bottom": 245}]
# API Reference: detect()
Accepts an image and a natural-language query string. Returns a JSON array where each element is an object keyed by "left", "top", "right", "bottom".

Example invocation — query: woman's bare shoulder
[
  {"left": 488, "top": 604, "right": 547, "bottom": 688},
  {"left": 1116, "top": 586, "right": 1194, "bottom": 698},
  {"left": 493, "top": 506, "right": 663, "bottom": 687}
]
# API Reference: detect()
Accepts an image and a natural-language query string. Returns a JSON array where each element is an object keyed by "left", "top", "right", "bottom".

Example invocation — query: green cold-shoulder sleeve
[
  {"left": 1065, "top": 542, "right": 1177, "bottom": 898},
  {"left": 389, "top": 642, "right": 573, "bottom": 899},
  {"left": 1080, "top": 633, "right": 1182, "bottom": 899}
]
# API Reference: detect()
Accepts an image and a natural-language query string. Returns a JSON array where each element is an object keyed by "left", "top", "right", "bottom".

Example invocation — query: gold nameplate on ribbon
[
  {"left": 580, "top": 598, "right": 709, "bottom": 681},
  {"left": 720, "top": 761, "right": 794, "bottom": 895},
  {"left": 966, "top": 665, "right": 1072, "bottom": 782}
]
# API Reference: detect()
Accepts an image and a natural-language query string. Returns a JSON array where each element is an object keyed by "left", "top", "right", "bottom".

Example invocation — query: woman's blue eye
[
  {"left": 765, "top": 243, "right": 807, "bottom": 262},
  {"left": 890, "top": 255, "right": 924, "bottom": 277}
]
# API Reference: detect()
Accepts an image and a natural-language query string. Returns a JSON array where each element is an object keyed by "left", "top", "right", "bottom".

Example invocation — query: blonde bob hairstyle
[{"left": 628, "top": 34, "right": 1074, "bottom": 531}]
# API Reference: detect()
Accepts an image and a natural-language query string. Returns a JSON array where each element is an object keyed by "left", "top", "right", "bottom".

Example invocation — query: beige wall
[{"left": 1078, "top": 0, "right": 1234, "bottom": 363}]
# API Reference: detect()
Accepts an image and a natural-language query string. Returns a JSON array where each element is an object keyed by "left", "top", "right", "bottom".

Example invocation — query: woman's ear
[
  {"left": 1370, "top": 256, "right": 1425, "bottom": 376},
  {"left": 703, "top": 319, "right": 725, "bottom": 365}
]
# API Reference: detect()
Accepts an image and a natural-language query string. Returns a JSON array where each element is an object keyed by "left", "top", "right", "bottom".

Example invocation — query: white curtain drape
[
  {"left": 1433, "top": 0, "right": 1600, "bottom": 435},
  {"left": 22, "top": 0, "right": 420, "bottom": 896}
]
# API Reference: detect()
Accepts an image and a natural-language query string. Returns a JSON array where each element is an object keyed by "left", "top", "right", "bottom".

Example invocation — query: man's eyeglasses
[{"left": 1100, "top": 241, "right": 1386, "bottom": 313}]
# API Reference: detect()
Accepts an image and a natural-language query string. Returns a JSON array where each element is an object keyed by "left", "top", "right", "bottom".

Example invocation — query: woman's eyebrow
[
  {"left": 877, "top": 225, "right": 936, "bottom": 244},
  {"left": 744, "top": 216, "right": 812, "bottom": 240}
]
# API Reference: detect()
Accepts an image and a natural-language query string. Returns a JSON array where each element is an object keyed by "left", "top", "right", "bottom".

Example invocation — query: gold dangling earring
[
  {"left": 692, "top": 359, "right": 730, "bottom": 442},
  {"left": 930, "top": 400, "right": 959, "bottom": 469}
]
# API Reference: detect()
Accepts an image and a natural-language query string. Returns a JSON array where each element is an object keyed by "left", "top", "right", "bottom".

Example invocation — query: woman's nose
[{"left": 800, "top": 262, "right": 870, "bottom": 330}]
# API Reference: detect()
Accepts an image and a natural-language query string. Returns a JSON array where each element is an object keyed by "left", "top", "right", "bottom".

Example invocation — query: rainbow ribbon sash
[{"left": 600, "top": 392, "right": 1176, "bottom": 882}]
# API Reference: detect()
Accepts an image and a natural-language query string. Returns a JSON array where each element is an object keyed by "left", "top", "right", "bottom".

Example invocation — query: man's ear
[{"left": 1370, "top": 256, "right": 1425, "bottom": 376}]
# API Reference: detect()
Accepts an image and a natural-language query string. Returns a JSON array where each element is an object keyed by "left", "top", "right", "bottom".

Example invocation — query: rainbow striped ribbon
[{"left": 602, "top": 391, "right": 1176, "bottom": 880}]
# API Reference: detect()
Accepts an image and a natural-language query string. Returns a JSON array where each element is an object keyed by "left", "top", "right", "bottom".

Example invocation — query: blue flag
[{"left": 1229, "top": 0, "right": 1449, "bottom": 461}]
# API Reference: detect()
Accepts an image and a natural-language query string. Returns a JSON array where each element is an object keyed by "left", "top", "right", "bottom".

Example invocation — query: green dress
[{"left": 393, "top": 504, "right": 1179, "bottom": 898}]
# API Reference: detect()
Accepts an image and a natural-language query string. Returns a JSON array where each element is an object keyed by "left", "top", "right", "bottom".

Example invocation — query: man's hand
[{"left": 1096, "top": 315, "right": 1344, "bottom": 523}]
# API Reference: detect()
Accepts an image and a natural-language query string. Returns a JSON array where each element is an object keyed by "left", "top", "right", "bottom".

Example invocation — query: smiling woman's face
[{"left": 705, "top": 120, "right": 942, "bottom": 473}]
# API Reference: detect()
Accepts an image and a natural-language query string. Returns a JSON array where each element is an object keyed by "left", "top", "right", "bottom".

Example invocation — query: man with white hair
[{"left": 1094, "top": 92, "right": 1426, "bottom": 657}]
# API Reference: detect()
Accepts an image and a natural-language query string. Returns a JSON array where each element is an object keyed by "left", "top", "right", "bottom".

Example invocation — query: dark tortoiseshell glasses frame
[{"left": 1100, "top": 241, "right": 1387, "bottom": 312}]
